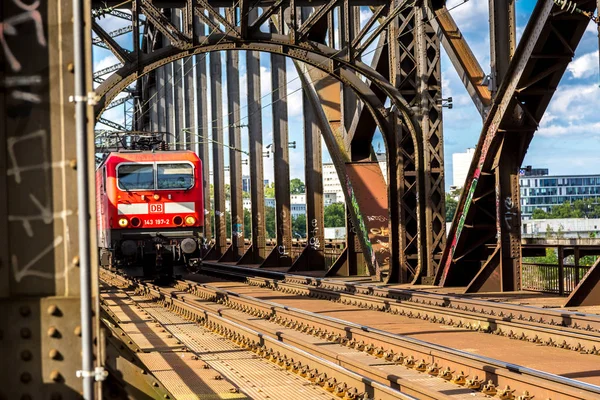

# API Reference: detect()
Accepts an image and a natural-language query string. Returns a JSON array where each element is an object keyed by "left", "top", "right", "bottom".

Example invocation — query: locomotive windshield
[
  {"left": 117, "top": 164, "right": 154, "bottom": 190},
  {"left": 157, "top": 163, "right": 194, "bottom": 190},
  {"left": 116, "top": 162, "right": 194, "bottom": 191}
]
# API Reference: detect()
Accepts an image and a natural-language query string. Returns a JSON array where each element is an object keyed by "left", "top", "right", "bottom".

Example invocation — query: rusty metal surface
[
  {"left": 1, "top": 0, "right": 96, "bottom": 397},
  {"left": 438, "top": 0, "right": 597, "bottom": 292},
  {"left": 344, "top": 162, "right": 390, "bottom": 280},
  {"left": 190, "top": 268, "right": 600, "bottom": 394},
  {"left": 100, "top": 269, "right": 414, "bottom": 399}
]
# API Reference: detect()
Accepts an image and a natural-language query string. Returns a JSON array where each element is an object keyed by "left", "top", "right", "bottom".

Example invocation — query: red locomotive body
[{"left": 97, "top": 150, "right": 204, "bottom": 278}]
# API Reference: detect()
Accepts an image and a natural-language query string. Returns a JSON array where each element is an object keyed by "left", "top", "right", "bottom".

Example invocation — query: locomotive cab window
[
  {"left": 117, "top": 163, "right": 154, "bottom": 191},
  {"left": 157, "top": 163, "right": 194, "bottom": 190}
]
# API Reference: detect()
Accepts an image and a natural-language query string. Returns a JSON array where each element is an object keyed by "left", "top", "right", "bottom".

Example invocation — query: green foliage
[
  {"left": 292, "top": 214, "right": 307, "bottom": 238},
  {"left": 244, "top": 209, "right": 252, "bottom": 239},
  {"left": 532, "top": 198, "right": 600, "bottom": 219},
  {"left": 445, "top": 194, "right": 458, "bottom": 222},
  {"left": 265, "top": 206, "right": 276, "bottom": 238},
  {"left": 324, "top": 203, "right": 345, "bottom": 227},
  {"left": 290, "top": 178, "right": 305, "bottom": 194},
  {"left": 264, "top": 182, "right": 275, "bottom": 198}
]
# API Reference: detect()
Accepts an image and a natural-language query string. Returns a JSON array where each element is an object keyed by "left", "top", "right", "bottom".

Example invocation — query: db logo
[{"left": 149, "top": 203, "right": 164, "bottom": 214}]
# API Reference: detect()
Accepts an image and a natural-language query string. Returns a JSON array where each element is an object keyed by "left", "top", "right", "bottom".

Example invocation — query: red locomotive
[{"left": 96, "top": 148, "right": 204, "bottom": 280}]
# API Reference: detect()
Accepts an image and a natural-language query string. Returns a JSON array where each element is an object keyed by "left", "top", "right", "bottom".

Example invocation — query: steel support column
[
  {"left": 193, "top": 14, "right": 211, "bottom": 248},
  {"left": 290, "top": 92, "right": 326, "bottom": 271},
  {"left": 1, "top": 0, "right": 96, "bottom": 396},
  {"left": 438, "top": 0, "right": 596, "bottom": 292},
  {"left": 221, "top": 48, "right": 245, "bottom": 262},
  {"left": 172, "top": 10, "right": 185, "bottom": 149},
  {"left": 489, "top": 0, "right": 516, "bottom": 93},
  {"left": 207, "top": 51, "right": 226, "bottom": 259},
  {"left": 239, "top": 12, "right": 266, "bottom": 264},
  {"left": 262, "top": 28, "right": 293, "bottom": 268},
  {"left": 415, "top": 3, "right": 445, "bottom": 283},
  {"left": 388, "top": 5, "right": 424, "bottom": 283}
]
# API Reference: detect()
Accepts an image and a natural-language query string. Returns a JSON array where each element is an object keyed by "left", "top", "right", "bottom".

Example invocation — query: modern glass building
[{"left": 520, "top": 170, "right": 600, "bottom": 219}]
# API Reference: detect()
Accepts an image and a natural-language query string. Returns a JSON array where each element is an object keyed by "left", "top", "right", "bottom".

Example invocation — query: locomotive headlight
[
  {"left": 118, "top": 218, "right": 129, "bottom": 227},
  {"left": 153, "top": 194, "right": 160, "bottom": 200},
  {"left": 185, "top": 216, "right": 196, "bottom": 226}
]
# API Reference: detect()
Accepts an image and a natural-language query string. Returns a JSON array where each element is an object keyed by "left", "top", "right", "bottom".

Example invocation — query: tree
[
  {"left": 445, "top": 194, "right": 458, "bottom": 222},
  {"left": 292, "top": 214, "right": 306, "bottom": 238},
  {"left": 264, "top": 182, "right": 275, "bottom": 198},
  {"left": 243, "top": 209, "right": 252, "bottom": 239},
  {"left": 290, "top": 178, "right": 305, "bottom": 194},
  {"left": 324, "top": 203, "right": 345, "bottom": 227},
  {"left": 532, "top": 198, "right": 600, "bottom": 219},
  {"left": 265, "top": 206, "right": 276, "bottom": 238},
  {"left": 532, "top": 208, "right": 548, "bottom": 219}
]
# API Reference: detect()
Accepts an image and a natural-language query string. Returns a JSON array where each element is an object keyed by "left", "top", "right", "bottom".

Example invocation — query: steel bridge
[{"left": 2, "top": 0, "right": 600, "bottom": 398}]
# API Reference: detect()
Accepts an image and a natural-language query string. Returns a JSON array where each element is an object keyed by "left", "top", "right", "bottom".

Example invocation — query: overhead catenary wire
[
  {"left": 100, "top": 0, "right": 471, "bottom": 144},
  {"left": 170, "top": 0, "right": 469, "bottom": 139}
]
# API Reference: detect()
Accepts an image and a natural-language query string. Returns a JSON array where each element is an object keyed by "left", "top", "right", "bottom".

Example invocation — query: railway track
[
  {"left": 102, "top": 268, "right": 600, "bottom": 400},
  {"left": 100, "top": 269, "right": 417, "bottom": 400},
  {"left": 200, "top": 264, "right": 600, "bottom": 356}
]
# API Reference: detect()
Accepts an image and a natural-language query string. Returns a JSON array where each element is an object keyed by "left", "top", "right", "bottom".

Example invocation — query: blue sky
[{"left": 94, "top": 1, "right": 600, "bottom": 191}]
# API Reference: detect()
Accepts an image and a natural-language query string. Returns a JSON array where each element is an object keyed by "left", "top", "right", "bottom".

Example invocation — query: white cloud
[
  {"left": 447, "top": 0, "right": 489, "bottom": 32},
  {"left": 93, "top": 53, "right": 120, "bottom": 73},
  {"left": 538, "top": 121, "right": 600, "bottom": 138},
  {"left": 567, "top": 50, "right": 599, "bottom": 79},
  {"left": 359, "top": 8, "right": 373, "bottom": 28},
  {"left": 586, "top": 20, "right": 598, "bottom": 34}
]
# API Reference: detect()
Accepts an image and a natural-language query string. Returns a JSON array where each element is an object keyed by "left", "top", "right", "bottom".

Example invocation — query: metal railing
[{"left": 521, "top": 263, "right": 592, "bottom": 294}]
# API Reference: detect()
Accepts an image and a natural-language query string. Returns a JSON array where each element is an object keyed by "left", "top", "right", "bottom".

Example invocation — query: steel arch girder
[{"left": 94, "top": 33, "right": 423, "bottom": 281}]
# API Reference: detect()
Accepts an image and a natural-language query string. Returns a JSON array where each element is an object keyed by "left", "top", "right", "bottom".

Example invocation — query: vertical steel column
[
  {"left": 240, "top": 9, "right": 266, "bottom": 264},
  {"left": 224, "top": 47, "right": 245, "bottom": 261},
  {"left": 1, "top": 0, "right": 94, "bottom": 396},
  {"left": 489, "top": 0, "right": 516, "bottom": 92},
  {"left": 208, "top": 51, "right": 226, "bottom": 258},
  {"left": 172, "top": 10, "right": 185, "bottom": 149},
  {"left": 415, "top": 4, "right": 446, "bottom": 283},
  {"left": 193, "top": 16, "right": 211, "bottom": 245},
  {"left": 157, "top": 66, "right": 168, "bottom": 133},
  {"left": 149, "top": 85, "right": 158, "bottom": 131},
  {"left": 262, "top": 20, "right": 292, "bottom": 268},
  {"left": 290, "top": 92, "right": 325, "bottom": 271},
  {"left": 183, "top": 56, "right": 195, "bottom": 150},
  {"left": 339, "top": 1, "right": 360, "bottom": 135},
  {"left": 387, "top": 5, "right": 423, "bottom": 283}
]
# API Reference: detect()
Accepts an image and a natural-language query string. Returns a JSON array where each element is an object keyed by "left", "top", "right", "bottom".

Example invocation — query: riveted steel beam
[
  {"left": 427, "top": 6, "right": 491, "bottom": 117},
  {"left": 209, "top": 50, "right": 227, "bottom": 259},
  {"left": 489, "top": 0, "right": 516, "bottom": 94},
  {"left": 438, "top": 0, "right": 596, "bottom": 291},
  {"left": 239, "top": 11, "right": 266, "bottom": 264},
  {"left": 1, "top": 0, "right": 96, "bottom": 396},
  {"left": 221, "top": 46, "right": 245, "bottom": 262},
  {"left": 262, "top": 23, "right": 293, "bottom": 268}
]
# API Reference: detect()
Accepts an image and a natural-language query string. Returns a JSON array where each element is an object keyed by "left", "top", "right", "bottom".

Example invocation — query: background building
[
  {"left": 520, "top": 171, "right": 600, "bottom": 219},
  {"left": 451, "top": 148, "right": 475, "bottom": 190},
  {"left": 522, "top": 218, "right": 600, "bottom": 238}
]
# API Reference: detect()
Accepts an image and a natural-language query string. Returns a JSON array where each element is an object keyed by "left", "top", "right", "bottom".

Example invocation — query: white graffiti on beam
[
  {"left": 9, "top": 194, "right": 73, "bottom": 237},
  {"left": 11, "top": 236, "right": 67, "bottom": 282},
  {"left": 4, "top": 75, "right": 44, "bottom": 105},
  {"left": 0, "top": 0, "right": 47, "bottom": 72},
  {"left": 7, "top": 130, "right": 51, "bottom": 184}
]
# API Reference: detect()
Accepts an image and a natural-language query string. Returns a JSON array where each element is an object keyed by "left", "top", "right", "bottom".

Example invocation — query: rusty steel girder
[
  {"left": 438, "top": 0, "right": 597, "bottom": 292},
  {"left": 92, "top": 0, "right": 427, "bottom": 279}
]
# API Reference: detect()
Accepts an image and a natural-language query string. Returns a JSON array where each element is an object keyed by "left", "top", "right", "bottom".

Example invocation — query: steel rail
[
  {"left": 199, "top": 264, "right": 600, "bottom": 355},
  {"left": 173, "top": 277, "right": 600, "bottom": 400},
  {"left": 99, "top": 269, "right": 416, "bottom": 400},
  {"left": 200, "top": 262, "right": 600, "bottom": 332}
]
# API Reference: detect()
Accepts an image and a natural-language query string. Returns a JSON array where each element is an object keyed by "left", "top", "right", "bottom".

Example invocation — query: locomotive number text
[{"left": 143, "top": 218, "right": 171, "bottom": 226}]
